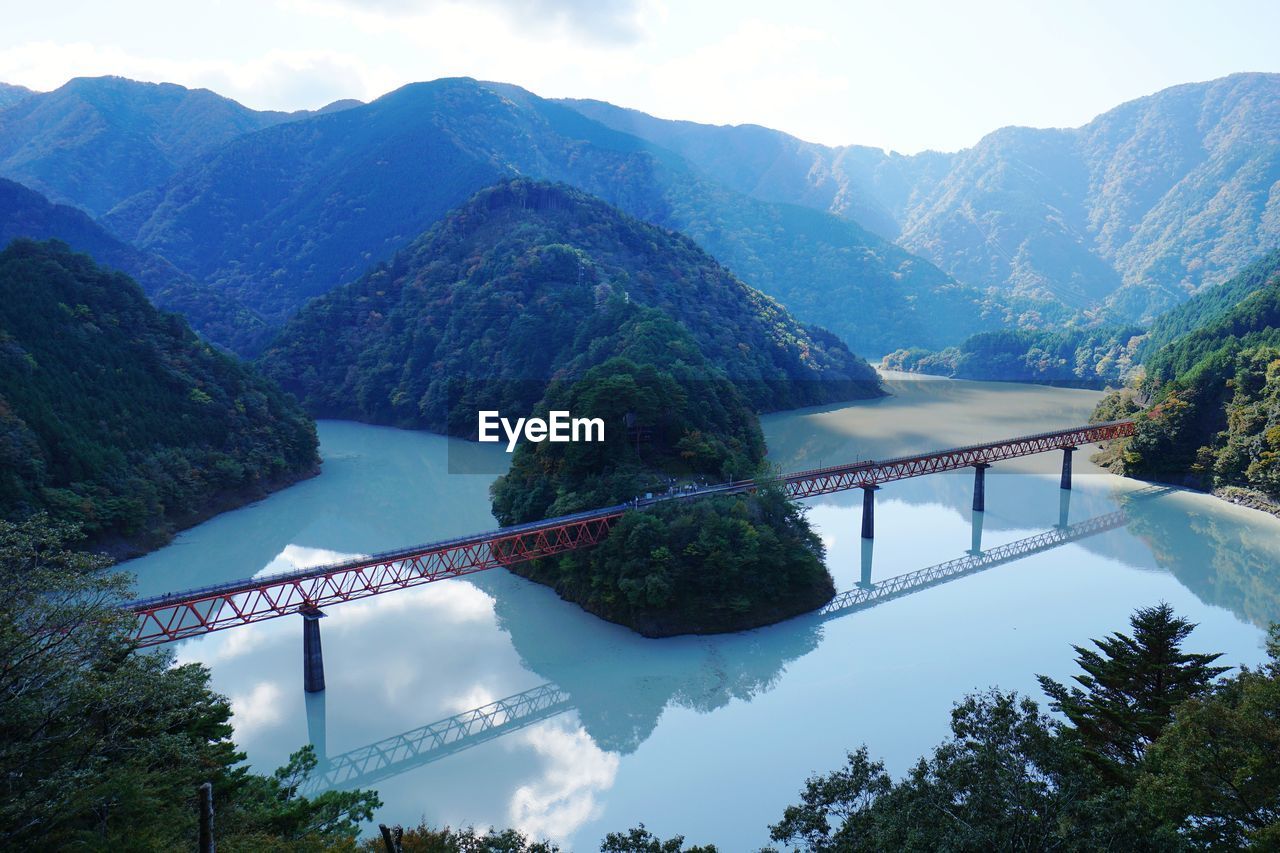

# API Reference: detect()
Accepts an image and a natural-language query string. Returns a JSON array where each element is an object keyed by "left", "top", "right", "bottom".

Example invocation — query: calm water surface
[{"left": 124, "top": 373, "right": 1278, "bottom": 849}]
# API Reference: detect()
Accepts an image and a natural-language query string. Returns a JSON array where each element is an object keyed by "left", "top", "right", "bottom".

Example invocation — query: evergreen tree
[
  {"left": 600, "top": 824, "right": 718, "bottom": 853},
  {"left": 1037, "top": 603, "right": 1229, "bottom": 779},
  {"left": 0, "top": 516, "right": 378, "bottom": 848},
  {"left": 1137, "top": 626, "right": 1280, "bottom": 848}
]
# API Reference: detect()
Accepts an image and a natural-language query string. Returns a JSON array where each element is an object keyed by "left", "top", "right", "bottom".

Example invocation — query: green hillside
[
  {"left": 489, "top": 279, "right": 834, "bottom": 636},
  {"left": 883, "top": 325, "right": 1144, "bottom": 385},
  {"left": 1139, "top": 248, "right": 1280, "bottom": 360},
  {"left": 260, "top": 179, "right": 881, "bottom": 431},
  {"left": 0, "top": 178, "right": 270, "bottom": 350},
  {"left": 1094, "top": 250, "right": 1280, "bottom": 500},
  {"left": 0, "top": 239, "right": 318, "bottom": 554}
]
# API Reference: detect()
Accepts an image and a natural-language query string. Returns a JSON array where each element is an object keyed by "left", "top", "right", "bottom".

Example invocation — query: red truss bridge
[{"left": 126, "top": 420, "right": 1134, "bottom": 648}]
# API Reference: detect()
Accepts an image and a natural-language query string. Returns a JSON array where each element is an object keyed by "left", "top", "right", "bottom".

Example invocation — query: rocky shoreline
[{"left": 1212, "top": 485, "right": 1280, "bottom": 521}]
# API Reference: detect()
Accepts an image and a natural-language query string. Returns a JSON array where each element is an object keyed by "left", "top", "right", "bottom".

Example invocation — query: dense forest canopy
[
  {"left": 0, "top": 178, "right": 271, "bottom": 351},
  {"left": 261, "top": 179, "right": 881, "bottom": 434},
  {"left": 0, "top": 516, "right": 381, "bottom": 849},
  {"left": 1093, "top": 250, "right": 1280, "bottom": 501},
  {"left": 0, "top": 239, "right": 317, "bottom": 554},
  {"left": 1138, "top": 249, "right": 1280, "bottom": 361},
  {"left": 490, "top": 302, "right": 834, "bottom": 636},
  {"left": 883, "top": 324, "right": 1145, "bottom": 385}
]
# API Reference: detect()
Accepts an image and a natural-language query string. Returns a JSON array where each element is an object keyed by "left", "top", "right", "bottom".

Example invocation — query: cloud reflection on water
[{"left": 508, "top": 719, "right": 620, "bottom": 842}]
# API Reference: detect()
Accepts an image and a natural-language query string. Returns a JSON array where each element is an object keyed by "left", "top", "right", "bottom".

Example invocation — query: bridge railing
[{"left": 778, "top": 420, "right": 1134, "bottom": 497}]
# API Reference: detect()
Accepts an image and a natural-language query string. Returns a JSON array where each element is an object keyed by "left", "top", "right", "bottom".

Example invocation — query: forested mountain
[
  {"left": 904, "top": 74, "right": 1280, "bottom": 319},
  {"left": 0, "top": 178, "right": 270, "bottom": 348},
  {"left": 0, "top": 239, "right": 318, "bottom": 554},
  {"left": 1093, "top": 250, "right": 1280, "bottom": 501},
  {"left": 0, "top": 83, "right": 33, "bottom": 111},
  {"left": 562, "top": 97, "right": 939, "bottom": 241},
  {"left": 104, "top": 77, "right": 993, "bottom": 356},
  {"left": 260, "top": 179, "right": 880, "bottom": 431},
  {"left": 0, "top": 76, "right": 352, "bottom": 217},
  {"left": 1139, "top": 248, "right": 1280, "bottom": 360},
  {"left": 567, "top": 74, "right": 1280, "bottom": 322},
  {"left": 5, "top": 73, "right": 1271, "bottom": 361}
]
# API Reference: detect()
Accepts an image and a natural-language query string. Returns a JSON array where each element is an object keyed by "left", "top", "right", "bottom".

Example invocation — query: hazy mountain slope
[
  {"left": 568, "top": 74, "right": 1280, "bottom": 322},
  {"left": 562, "top": 98, "right": 929, "bottom": 240},
  {"left": 0, "top": 239, "right": 317, "bottom": 555},
  {"left": 260, "top": 180, "right": 881, "bottom": 431},
  {"left": 568, "top": 97, "right": 1110, "bottom": 308},
  {"left": 0, "top": 83, "right": 34, "bottom": 111},
  {"left": 0, "top": 178, "right": 270, "bottom": 350},
  {"left": 109, "top": 77, "right": 993, "bottom": 355},
  {"left": 885, "top": 248, "right": 1280, "bottom": 386},
  {"left": 0, "top": 76, "right": 325, "bottom": 217},
  {"left": 900, "top": 126, "right": 1125, "bottom": 310},
  {"left": 903, "top": 74, "right": 1280, "bottom": 318}
]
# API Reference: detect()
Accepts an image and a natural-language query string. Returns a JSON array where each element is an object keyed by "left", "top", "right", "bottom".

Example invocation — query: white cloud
[
  {"left": 254, "top": 544, "right": 366, "bottom": 578},
  {"left": 229, "top": 680, "right": 287, "bottom": 737},
  {"left": 631, "top": 20, "right": 849, "bottom": 141},
  {"left": 508, "top": 719, "right": 619, "bottom": 841},
  {"left": 299, "top": 0, "right": 655, "bottom": 44},
  {"left": 446, "top": 684, "right": 499, "bottom": 715},
  {"left": 324, "top": 578, "right": 497, "bottom": 631}
]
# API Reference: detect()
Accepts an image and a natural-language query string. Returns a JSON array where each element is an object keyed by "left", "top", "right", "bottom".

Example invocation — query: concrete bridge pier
[
  {"left": 1060, "top": 447, "right": 1076, "bottom": 491},
  {"left": 972, "top": 463, "right": 991, "bottom": 512},
  {"left": 969, "top": 511, "right": 985, "bottom": 555},
  {"left": 301, "top": 606, "right": 326, "bottom": 693},
  {"left": 861, "top": 485, "right": 880, "bottom": 539},
  {"left": 858, "top": 539, "right": 875, "bottom": 588}
]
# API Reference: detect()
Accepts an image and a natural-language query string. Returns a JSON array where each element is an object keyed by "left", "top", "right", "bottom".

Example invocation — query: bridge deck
[{"left": 127, "top": 420, "right": 1134, "bottom": 646}]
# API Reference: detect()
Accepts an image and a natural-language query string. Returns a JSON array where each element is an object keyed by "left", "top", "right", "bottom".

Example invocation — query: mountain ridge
[
  {"left": 0, "top": 75, "right": 357, "bottom": 217},
  {"left": 565, "top": 73, "right": 1280, "bottom": 321},
  {"left": 0, "top": 82, "right": 34, "bottom": 111},
  {"left": 103, "top": 76, "right": 994, "bottom": 355},
  {"left": 0, "top": 238, "right": 317, "bottom": 555}
]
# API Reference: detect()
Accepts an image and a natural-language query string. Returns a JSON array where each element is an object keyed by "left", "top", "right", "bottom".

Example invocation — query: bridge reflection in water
[
  {"left": 300, "top": 497, "right": 1155, "bottom": 795},
  {"left": 302, "top": 683, "right": 573, "bottom": 794},
  {"left": 821, "top": 509, "right": 1130, "bottom": 618}
]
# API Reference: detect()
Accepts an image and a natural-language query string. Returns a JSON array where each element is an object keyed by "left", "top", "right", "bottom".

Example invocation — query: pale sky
[{"left": 1, "top": 0, "right": 1277, "bottom": 153}]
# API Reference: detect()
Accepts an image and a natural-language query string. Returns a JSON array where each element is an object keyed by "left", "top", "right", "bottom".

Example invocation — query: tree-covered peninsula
[
  {"left": 491, "top": 306, "right": 835, "bottom": 636},
  {"left": 0, "top": 239, "right": 319, "bottom": 555}
]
